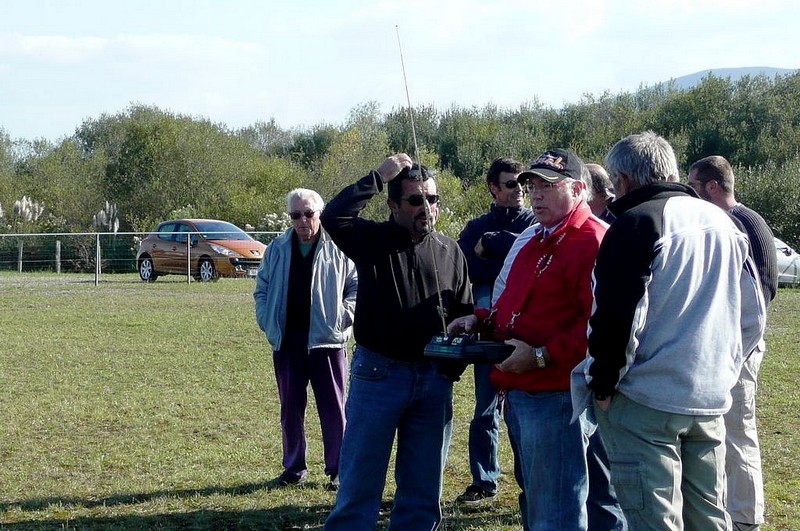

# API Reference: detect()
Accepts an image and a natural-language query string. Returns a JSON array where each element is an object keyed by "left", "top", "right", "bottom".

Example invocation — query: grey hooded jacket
[{"left": 254, "top": 228, "right": 357, "bottom": 350}]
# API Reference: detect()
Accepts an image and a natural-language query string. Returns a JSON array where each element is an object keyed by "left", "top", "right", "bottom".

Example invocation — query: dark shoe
[
  {"left": 455, "top": 485, "right": 496, "bottom": 506},
  {"left": 326, "top": 474, "right": 339, "bottom": 492},
  {"left": 276, "top": 472, "right": 307, "bottom": 487}
]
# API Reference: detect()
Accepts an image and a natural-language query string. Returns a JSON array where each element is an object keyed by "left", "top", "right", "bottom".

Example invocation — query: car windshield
[{"left": 194, "top": 221, "right": 252, "bottom": 241}]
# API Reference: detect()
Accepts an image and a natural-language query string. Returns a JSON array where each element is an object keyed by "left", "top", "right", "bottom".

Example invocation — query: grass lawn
[{"left": 0, "top": 273, "right": 798, "bottom": 530}]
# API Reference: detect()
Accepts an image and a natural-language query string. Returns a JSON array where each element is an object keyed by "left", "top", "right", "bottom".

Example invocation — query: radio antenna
[
  {"left": 395, "top": 25, "right": 422, "bottom": 167},
  {"left": 395, "top": 25, "right": 447, "bottom": 335}
]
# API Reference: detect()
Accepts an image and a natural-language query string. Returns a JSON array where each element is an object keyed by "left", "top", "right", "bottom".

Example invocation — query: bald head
[{"left": 586, "top": 163, "right": 614, "bottom": 216}]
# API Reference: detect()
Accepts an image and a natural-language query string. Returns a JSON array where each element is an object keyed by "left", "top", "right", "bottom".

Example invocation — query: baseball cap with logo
[{"left": 518, "top": 148, "right": 585, "bottom": 185}]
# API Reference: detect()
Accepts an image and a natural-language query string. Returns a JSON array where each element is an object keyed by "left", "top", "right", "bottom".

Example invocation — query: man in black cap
[{"left": 449, "top": 149, "right": 621, "bottom": 530}]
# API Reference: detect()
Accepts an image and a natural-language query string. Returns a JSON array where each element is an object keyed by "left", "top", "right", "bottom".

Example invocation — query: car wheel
[
  {"left": 138, "top": 256, "right": 159, "bottom": 282},
  {"left": 198, "top": 257, "right": 217, "bottom": 282}
]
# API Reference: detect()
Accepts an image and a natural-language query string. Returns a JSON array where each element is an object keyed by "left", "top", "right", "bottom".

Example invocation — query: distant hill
[{"left": 667, "top": 67, "right": 798, "bottom": 90}]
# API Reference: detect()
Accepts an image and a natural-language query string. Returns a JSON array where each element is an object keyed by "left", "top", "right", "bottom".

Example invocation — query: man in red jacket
[{"left": 449, "top": 148, "right": 611, "bottom": 531}]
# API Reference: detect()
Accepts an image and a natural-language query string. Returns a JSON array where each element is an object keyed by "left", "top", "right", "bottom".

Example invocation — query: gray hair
[
  {"left": 604, "top": 131, "right": 680, "bottom": 189},
  {"left": 286, "top": 188, "right": 324, "bottom": 212}
]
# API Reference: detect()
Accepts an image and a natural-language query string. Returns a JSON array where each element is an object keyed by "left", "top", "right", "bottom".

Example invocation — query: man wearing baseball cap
[{"left": 449, "top": 148, "right": 622, "bottom": 530}]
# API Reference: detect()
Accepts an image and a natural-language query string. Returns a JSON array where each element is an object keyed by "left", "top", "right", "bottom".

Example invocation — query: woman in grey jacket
[{"left": 254, "top": 188, "right": 357, "bottom": 490}]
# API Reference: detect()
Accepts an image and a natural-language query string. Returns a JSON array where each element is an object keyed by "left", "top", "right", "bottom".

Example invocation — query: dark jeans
[
  {"left": 273, "top": 332, "right": 347, "bottom": 479},
  {"left": 587, "top": 428, "right": 627, "bottom": 530},
  {"left": 467, "top": 362, "right": 502, "bottom": 493}
]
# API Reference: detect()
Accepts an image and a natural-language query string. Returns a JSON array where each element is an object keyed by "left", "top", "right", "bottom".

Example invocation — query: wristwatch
[{"left": 533, "top": 346, "right": 547, "bottom": 369}]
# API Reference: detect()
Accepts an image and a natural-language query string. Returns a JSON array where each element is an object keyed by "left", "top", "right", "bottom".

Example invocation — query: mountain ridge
[{"left": 667, "top": 66, "right": 797, "bottom": 89}]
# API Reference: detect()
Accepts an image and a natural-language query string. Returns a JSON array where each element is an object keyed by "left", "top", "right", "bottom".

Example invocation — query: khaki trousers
[
  {"left": 596, "top": 392, "right": 731, "bottom": 531},
  {"left": 724, "top": 346, "right": 765, "bottom": 525}
]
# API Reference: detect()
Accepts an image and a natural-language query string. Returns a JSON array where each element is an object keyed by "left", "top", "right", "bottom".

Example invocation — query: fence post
[
  {"left": 56, "top": 240, "right": 61, "bottom": 274},
  {"left": 187, "top": 235, "right": 192, "bottom": 284},
  {"left": 95, "top": 233, "right": 101, "bottom": 286},
  {"left": 17, "top": 240, "right": 23, "bottom": 273}
]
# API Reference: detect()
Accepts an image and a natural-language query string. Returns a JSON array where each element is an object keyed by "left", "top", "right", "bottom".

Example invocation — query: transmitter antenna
[
  {"left": 395, "top": 25, "right": 422, "bottom": 167},
  {"left": 395, "top": 25, "right": 447, "bottom": 335}
]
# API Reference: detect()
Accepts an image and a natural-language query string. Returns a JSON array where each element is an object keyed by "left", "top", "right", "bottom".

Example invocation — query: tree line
[{"left": 1, "top": 72, "right": 799, "bottom": 270}]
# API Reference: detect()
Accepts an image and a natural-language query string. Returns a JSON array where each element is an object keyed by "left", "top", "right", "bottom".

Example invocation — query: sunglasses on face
[
  {"left": 500, "top": 179, "right": 522, "bottom": 189},
  {"left": 400, "top": 194, "right": 440, "bottom": 207},
  {"left": 289, "top": 210, "right": 318, "bottom": 220}
]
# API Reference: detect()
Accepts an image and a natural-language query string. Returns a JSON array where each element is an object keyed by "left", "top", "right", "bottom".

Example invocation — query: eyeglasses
[
  {"left": 500, "top": 180, "right": 522, "bottom": 189},
  {"left": 688, "top": 179, "right": 714, "bottom": 189},
  {"left": 527, "top": 179, "right": 573, "bottom": 194},
  {"left": 289, "top": 210, "right": 318, "bottom": 220},
  {"left": 401, "top": 194, "right": 440, "bottom": 207}
]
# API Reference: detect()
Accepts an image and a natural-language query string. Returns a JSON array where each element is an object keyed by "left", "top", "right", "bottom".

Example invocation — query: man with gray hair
[
  {"left": 254, "top": 188, "right": 357, "bottom": 491},
  {"left": 574, "top": 131, "right": 766, "bottom": 530}
]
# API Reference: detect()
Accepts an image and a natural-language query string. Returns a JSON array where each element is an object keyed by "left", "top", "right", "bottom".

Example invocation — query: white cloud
[
  {"left": 0, "top": 34, "right": 107, "bottom": 64},
  {"left": 1, "top": 0, "right": 799, "bottom": 141}
]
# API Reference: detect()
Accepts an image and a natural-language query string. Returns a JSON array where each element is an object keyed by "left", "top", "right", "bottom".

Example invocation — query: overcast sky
[{"left": 1, "top": 0, "right": 798, "bottom": 142}]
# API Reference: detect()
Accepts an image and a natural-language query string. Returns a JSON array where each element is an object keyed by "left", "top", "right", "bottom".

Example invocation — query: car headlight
[{"left": 209, "top": 244, "right": 243, "bottom": 258}]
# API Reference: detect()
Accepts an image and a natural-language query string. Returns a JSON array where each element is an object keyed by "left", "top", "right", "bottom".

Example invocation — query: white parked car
[{"left": 775, "top": 237, "right": 800, "bottom": 287}]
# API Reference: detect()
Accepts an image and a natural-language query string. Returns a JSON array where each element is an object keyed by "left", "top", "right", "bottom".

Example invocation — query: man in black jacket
[
  {"left": 455, "top": 156, "right": 535, "bottom": 506},
  {"left": 321, "top": 153, "right": 473, "bottom": 531}
]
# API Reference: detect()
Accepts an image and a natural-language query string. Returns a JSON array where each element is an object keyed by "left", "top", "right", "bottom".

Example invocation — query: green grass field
[{"left": 0, "top": 273, "right": 798, "bottom": 530}]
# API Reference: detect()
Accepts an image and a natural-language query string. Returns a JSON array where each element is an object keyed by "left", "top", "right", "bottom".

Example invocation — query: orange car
[{"left": 136, "top": 219, "right": 267, "bottom": 281}]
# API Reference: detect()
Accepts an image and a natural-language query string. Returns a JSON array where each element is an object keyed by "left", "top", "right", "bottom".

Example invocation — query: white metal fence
[{"left": 0, "top": 231, "right": 281, "bottom": 285}]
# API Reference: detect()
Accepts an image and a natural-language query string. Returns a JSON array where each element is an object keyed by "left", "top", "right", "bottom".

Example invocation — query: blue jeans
[
  {"left": 324, "top": 346, "right": 454, "bottom": 531},
  {"left": 587, "top": 428, "right": 627, "bottom": 530},
  {"left": 467, "top": 362, "right": 501, "bottom": 493},
  {"left": 503, "top": 401, "right": 529, "bottom": 530},
  {"left": 505, "top": 389, "right": 590, "bottom": 531}
]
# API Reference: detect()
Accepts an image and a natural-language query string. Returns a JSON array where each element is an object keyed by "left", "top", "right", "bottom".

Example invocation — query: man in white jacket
[{"left": 254, "top": 188, "right": 357, "bottom": 491}]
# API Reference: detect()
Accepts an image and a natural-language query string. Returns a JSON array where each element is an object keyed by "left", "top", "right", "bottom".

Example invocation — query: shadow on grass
[
  {"left": 0, "top": 494, "right": 521, "bottom": 530},
  {"left": 1, "top": 481, "right": 521, "bottom": 530},
  {"left": 0, "top": 505, "right": 329, "bottom": 530},
  {"left": 0, "top": 506, "right": 520, "bottom": 531},
  {"left": 0, "top": 477, "right": 291, "bottom": 512}
]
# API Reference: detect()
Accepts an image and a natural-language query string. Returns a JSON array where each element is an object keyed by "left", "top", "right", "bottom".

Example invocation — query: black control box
[{"left": 423, "top": 333, "right": 513, "bottom": 363}]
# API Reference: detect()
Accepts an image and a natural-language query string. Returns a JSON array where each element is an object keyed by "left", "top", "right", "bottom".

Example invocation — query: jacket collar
[
  {"left": 280, "top": 226, "right": 332, "bottom": 245},
  {"left": 490, "top": 203, "right": 530, "bottom": 220},
  {"left": 609, "top": 182, "right": 695, "bottom": 217},
  {"left": 543, "top": 200, "right": 592, "bottom": 239}
]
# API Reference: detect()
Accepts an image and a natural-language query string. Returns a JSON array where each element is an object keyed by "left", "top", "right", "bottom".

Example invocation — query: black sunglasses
[
  {"left": 289, "top": 210, "right": 318, "bottom": 220},
  {"left": 500, "top": 180, "right": 522, "bottom": 189},
  {"left": 401, "top": 194, "right": 440, "bottom": 207}
]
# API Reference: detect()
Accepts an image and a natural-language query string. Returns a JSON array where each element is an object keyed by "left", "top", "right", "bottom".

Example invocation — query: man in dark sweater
[
  {"left": 321, "top": 153, "right": 473, "bottom": 531},
  {"left": 455, "top": 156, "right": 535, "bottom": 506},
  {"left": 688, "top": 155, "right": 778, "bottom": 531}
]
